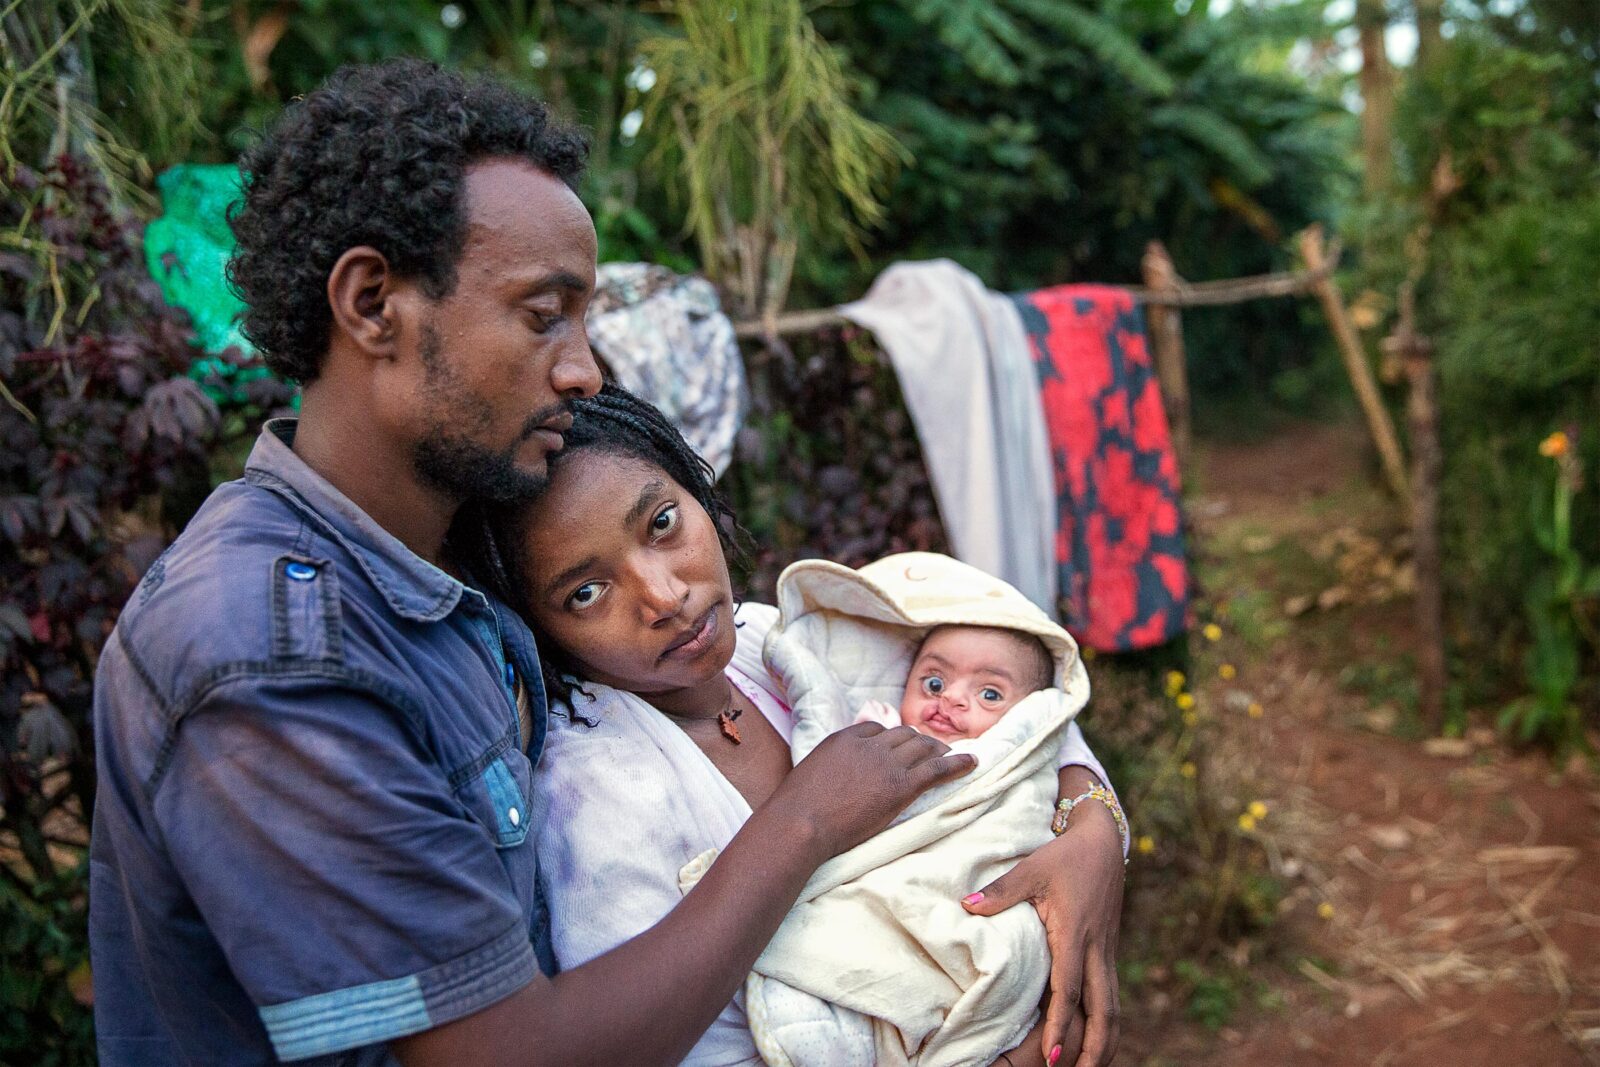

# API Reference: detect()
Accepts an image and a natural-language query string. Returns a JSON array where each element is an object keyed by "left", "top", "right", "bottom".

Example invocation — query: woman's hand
[
  {"left": 963, "top": 783, "right": 1125, "bottom": 1067},
  {"left": 986, "top": 994, "right": 1088, "bottom": 1067},
  {"left": 778, "top": 722, "right": 977, "bottom": 858}
]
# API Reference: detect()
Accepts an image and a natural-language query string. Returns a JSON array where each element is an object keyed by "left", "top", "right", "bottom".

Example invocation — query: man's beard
[{"left": 410, "top": 323, "right": 564, "bottom": 506}]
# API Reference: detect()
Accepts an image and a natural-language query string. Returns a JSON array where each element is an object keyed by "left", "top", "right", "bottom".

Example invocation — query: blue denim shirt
[{"left": 90, "top": 420, "right": 552, "bottom": 1065}]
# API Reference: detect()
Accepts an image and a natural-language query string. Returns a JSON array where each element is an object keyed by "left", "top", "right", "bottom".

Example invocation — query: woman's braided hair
[{"left": 452, "top": 382, "right": 749, "bottom": 709}]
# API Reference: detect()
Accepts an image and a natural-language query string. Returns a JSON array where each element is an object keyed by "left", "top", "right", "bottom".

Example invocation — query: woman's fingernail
[
  {"left": 961, "top": 892, "right": 984, "bottom": 906},
  {"left": 1048, "top": 1045, "right": 1062, "bottom": 1066}
]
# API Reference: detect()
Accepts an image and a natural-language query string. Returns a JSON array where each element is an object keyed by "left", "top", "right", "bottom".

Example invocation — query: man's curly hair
[{"left": 227, "top": 58, "right": 589, "bottom": 384}]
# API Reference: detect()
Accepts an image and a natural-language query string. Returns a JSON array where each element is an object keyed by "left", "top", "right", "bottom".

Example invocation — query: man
[{"left": 89, "top": 59, "right": 971, "bottom": 1065}]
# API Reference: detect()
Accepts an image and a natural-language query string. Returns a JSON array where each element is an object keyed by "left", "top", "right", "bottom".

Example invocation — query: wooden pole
[
  {"left": 1386, "top": 290, "right": 1446, "bottom": 728},
  {"left": 1301, "top": 224, "right": 1410, "bottom": 501},
  {"left": 1141, "top": 240, "right": 1192, "bottom": 475}
]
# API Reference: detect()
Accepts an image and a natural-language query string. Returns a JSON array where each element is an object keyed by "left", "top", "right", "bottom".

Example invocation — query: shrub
[{"left": 0, "top": 157, "right": 272, "bottom": 1059}]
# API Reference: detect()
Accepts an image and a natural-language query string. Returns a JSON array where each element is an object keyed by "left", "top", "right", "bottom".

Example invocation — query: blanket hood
[{"left": 774, "top": 551, "right": 1080, "bottom": 686}]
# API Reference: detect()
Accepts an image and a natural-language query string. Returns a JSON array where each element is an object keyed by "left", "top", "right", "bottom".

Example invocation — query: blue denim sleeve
[{"left": 150, "top": 673, "right": 538, "bottom": 1059}]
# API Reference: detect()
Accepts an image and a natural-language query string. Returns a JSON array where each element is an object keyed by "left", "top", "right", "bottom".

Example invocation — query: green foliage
[
  {"left": 0, "top": 869, "right": 94, "bottom": 1067},
  {"left": 0, "top": 0, "right": 206, "bottom": 207},
  {"left": 640, "top": 0, "right": 905, "bottom": 318},
  {"left": 896, "top": 0, "right": 1173, "bottom": 95},
  {"left": 1172, "top": 959, "right": 1239, "bottom": 1031},
  {"left": 1498, "top": 439, "right": 1600, "bottom": 753},
  {"left": 726, "top": 330, "right": 948, "bottom": 596},
  {"left": 813, "top": 0, "right": 1350, "bottom": 404},
  {"left": 1, "top": 155, "right": 238, "bottom": 1064},
  {"left": 1367, "top": 28, "right": 1600, "bottom": 723}
]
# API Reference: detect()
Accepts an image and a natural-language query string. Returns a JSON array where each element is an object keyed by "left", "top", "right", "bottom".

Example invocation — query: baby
[
  {"left": 857, "top": 624, "right": 1054, "bottom": 741},
  {"left": 752, "top": 552, "right": 1096, "bottom": 1066}
]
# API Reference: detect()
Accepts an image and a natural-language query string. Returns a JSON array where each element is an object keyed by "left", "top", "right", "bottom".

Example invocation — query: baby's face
[{"left": 899, "top": 626, "right": 1049, "bottom": 742}]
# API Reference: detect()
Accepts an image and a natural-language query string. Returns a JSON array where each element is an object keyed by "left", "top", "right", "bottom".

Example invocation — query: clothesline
[{"left": 731, "top": 247, "right": 1341, "bottom": 339}]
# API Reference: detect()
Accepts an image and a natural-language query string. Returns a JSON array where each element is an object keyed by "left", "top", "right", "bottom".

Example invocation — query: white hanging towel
[{"left": 840, "top": 261, "right": 1058, "bottom": 614}]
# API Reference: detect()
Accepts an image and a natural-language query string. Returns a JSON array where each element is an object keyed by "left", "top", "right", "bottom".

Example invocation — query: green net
[{"left": 144, "top": 164, "right": 283, "bottom": 405}]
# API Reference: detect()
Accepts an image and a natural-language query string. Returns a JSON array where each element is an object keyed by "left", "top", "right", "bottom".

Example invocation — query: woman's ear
[{"left": 326, "top": 246, "right": 403, "bottom": 361}]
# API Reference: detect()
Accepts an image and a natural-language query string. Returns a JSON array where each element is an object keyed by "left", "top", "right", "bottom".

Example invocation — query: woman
[{"left": 465, "top": 385, "right": 1125, "bottom": 1067}]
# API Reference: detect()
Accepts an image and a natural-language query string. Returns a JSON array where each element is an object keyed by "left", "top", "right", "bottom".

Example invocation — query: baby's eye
[
  {"left": 650, "top": 504, "right": 679, "bottom": 537},
  {"left": 979, "top": 686, "right": 1005, "bottom": 703},
  {"left": 920, "top": 675, "right": 945, "bottom": 697},
  {"left": 568, "top": 582, "right": 602, "bottom": 610}
]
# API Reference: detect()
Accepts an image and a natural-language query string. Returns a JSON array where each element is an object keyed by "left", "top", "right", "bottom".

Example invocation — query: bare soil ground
[{"left": 1124, "top": 420, "right": 1600, "bottom": 1066}]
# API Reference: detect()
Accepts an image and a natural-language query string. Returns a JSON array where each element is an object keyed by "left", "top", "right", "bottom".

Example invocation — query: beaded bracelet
[{"left": 1052, "top": 783, "right": 1130, "bottom": 862}]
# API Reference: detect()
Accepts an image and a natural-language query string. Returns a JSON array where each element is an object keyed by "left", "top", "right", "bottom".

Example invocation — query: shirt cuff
[{"left": 259, "top": 921, "right": 537, "bottom": 1061}]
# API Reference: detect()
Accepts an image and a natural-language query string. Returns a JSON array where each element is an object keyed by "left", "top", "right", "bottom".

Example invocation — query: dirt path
[{"left": 1128, "top": 420, "right": 1600, "bottom": 1066}]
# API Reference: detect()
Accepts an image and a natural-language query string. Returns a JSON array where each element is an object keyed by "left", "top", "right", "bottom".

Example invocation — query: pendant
[{"left": 718, "top": 708, "right": 743, "bottom": 744}]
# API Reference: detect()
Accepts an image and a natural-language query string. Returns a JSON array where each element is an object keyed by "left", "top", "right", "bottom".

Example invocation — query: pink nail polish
[
  {"left": 1048, "top": 1045, "right": 1062, "bottom": 1066},
  {"left": 961, "top": 892, "right": 984, "bottom": 906}
]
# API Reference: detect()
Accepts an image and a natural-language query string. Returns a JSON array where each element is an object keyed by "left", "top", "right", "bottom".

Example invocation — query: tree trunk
[
  {"left": 1356, "top": 0, "right": 1394, "bottom": 196},
  {"left": 1415, "top": 0, "right": 1443, "bottom": 75},
  {"left": 1388, "top": 309, "right": 1446, "bottom": 729}
]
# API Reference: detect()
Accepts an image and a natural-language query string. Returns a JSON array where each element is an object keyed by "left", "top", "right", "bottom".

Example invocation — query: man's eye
[
  {"left": 651, "top": 504, "right": 679, "bottom": 536},
  {"left": 920, "top": 675, "right": 944, "bottom": 697},
  {"left": 980, "top": 687, "right": 1004, "bottom": 702},
  {"left": 526, "top": 309, "right": 563, "bottom": 333},
  {"left": 568, "top": 582, "right": 601, "bottom": 609}
]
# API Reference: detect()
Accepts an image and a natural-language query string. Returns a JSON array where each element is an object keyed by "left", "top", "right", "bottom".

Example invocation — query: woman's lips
[{"left": 661, "top": 604, "right": 719, "bottom": 661}]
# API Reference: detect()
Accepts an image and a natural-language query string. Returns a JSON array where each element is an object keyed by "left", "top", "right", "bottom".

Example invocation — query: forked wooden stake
[
  {"left": 1301, "top": 224, "right": 1410, "bottom": 501},
  {"left": 1141, "top": 240, "right": 1193, "bottom": 476}
]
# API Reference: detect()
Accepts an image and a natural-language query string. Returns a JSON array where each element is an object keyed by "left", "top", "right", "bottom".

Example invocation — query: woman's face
[{"left": 518, "top": 449, "right": 737, "bottom": 705}]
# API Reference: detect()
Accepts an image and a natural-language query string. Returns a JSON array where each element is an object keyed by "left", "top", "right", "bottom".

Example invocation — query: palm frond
[
  {"left": 1149, "top": 103, "right": 1274, "bottom": 187},
  {"left": 897, "top": 0, "right": 1173, "bottom": 95}
]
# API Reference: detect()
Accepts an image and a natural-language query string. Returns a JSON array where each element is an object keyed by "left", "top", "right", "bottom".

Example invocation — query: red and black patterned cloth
[{"left": 1010, "top": 285, "right": 1190, "bottom": 651}]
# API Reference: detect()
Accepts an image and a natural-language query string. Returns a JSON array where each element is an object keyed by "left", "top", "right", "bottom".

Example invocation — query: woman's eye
[
  {"left": 568, "top": 582, "right": 602, "bottom": 609},
  {"left": 650, "top": 504, "right": 679, "bottom": 536},
  {"left": 920, "top": 675, "right": 944, "bottom": 697},
  {"left": 980, "top": 687, "right": 1004, "bottom": 703}
]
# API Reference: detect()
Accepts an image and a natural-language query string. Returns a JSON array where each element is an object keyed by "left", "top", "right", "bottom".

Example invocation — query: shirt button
[
  {"left": 507, "top": 807, "right": 521, "bottom": 827},
  {"left": 285, "top": 562, "right": 317, "bottom": 581}
]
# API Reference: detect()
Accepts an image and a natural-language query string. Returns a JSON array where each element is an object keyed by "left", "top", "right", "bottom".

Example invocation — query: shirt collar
[{"left": 244, "top": 418, "right": 467, "bottom": 623}]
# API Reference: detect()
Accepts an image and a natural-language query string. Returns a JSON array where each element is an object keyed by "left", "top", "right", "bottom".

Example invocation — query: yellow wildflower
[
  {"left": 1176, "top": 692, "right": 1196, "bottom": 711},
  {"left": 1237, "top": 813, "right": 1257, "bottom": 832},
  {"left": 1165, "top": 670, "right": 1186, "bottom": 696},
  {"left": 1219, "top": 663, "right": 1237, "bottom": 680},
  {"left": 1182, "top": 710, "right": 1199, "bottom": 728},
  {"left": 1247, "top": 702, "right": 1264, "bottom": 719},
  {"left": 1247, "top": 800, "right": 1268, "bottom": 820},
  {"left": 1082, "top": 647, "right": 1097, "bottom": 662},
  {"left": 1136, "top": 835, "right": 1156, "bottom": 855},
  {"left": 1539, "top": 431, "right": 1569, "bottom": 458},
  {"left": 1180, "top": 761, "right": 1197, "bottom": 779},
  {"left": 1317, "top": 902, "right": 1335, "bottom": 920},
  {"left": 1203, "top": 623, "right": 1222, "bottom": 642}
]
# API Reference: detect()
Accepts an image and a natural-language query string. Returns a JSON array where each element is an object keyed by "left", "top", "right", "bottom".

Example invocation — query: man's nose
[{"left": 553, "top": 330, "right": 603, "bottom": 399}]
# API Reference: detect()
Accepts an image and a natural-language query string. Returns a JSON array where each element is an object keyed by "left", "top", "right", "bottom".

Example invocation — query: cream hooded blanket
[{"left": 742, "top": 552, "right": 1090, "bottom": 1067}]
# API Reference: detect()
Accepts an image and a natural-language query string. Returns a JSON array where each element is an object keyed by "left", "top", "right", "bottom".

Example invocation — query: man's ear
[{"left": 327, "top": 246, "right": 407, "bottom": 360}]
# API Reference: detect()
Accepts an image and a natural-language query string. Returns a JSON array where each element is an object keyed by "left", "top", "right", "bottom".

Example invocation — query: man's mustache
[{"left": 514, "top": 402, "right": 573, "bottom": 446}]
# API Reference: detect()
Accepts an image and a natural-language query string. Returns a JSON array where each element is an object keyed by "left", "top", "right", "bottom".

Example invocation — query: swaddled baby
[
  {"left": 749, "top": 552, "right": 1098, "bottom": 1067},
  {"left": 855, "top": 624, "right": 1054, "bottom": 742}
]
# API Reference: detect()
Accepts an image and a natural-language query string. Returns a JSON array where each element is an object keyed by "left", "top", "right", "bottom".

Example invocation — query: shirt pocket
[{"left": 456, "top": 744, "right": 534, "bottom": 850}]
